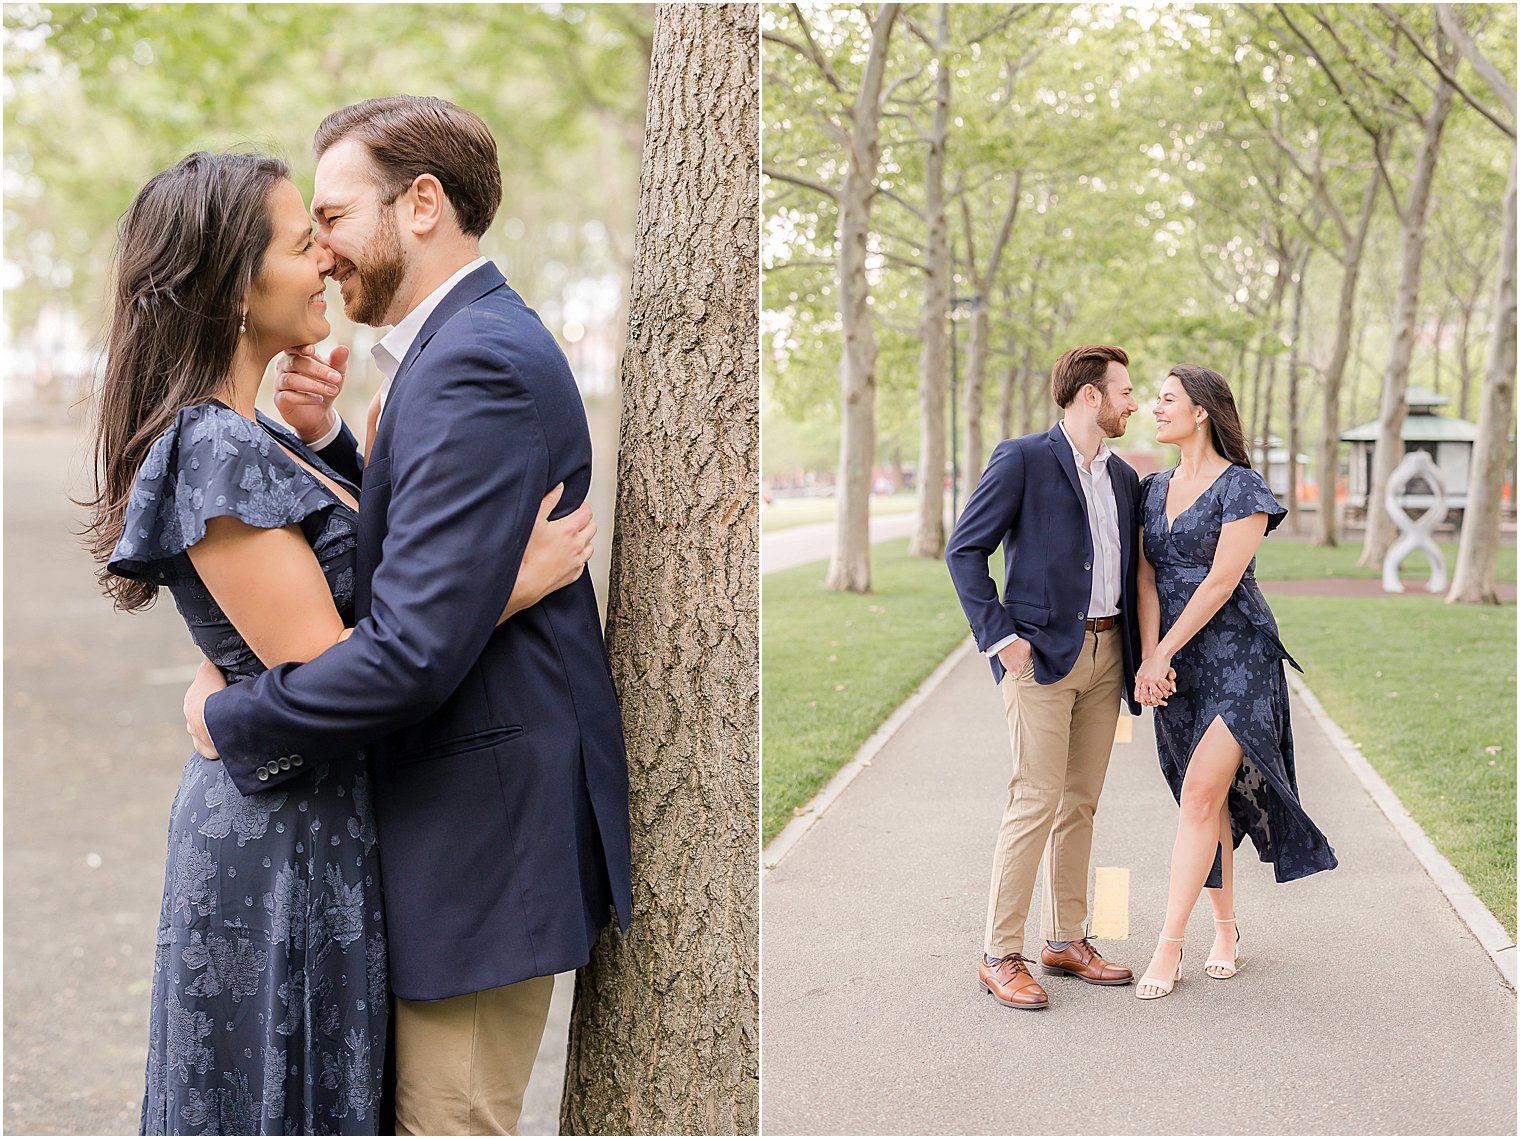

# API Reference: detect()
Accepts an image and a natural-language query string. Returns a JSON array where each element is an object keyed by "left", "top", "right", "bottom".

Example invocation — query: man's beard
[
  {"left": 1096, "top": 395, "right": 1127, "bottom": 438},
  {"left": 343, "top": 208, "right": 406, "bottom": 326}
]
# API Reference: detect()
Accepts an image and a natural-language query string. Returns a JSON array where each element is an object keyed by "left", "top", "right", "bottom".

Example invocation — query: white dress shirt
[
  {"left": 309, "top": 256, "right": 490, "bottom": 451},
  {"left": 986, "top": 421, "right": 1123, "bottom": 658}
]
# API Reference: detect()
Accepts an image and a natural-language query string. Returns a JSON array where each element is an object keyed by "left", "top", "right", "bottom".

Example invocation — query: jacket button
[
  {"left": 1084, "top": 561, "right": 1092, "bottom": 571},
  {"left": 278, "top": 757, "right": 291, "bottom": 771},
  {"left": 291, "top": 754, "right": 304, "bottom": 767},
  {"left": 1077, "top": 611, "right": 1085, "bottom": 621},
  {"left": 256, "top": 766, "right": 270, "bottom": 781}
]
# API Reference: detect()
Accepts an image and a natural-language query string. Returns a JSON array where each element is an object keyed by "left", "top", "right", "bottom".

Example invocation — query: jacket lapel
[
  {"left": 1046, "top": 422, "right": 1083, "bottom": 503},
  {"left": 370, "top": 261, "right": 508, "bottom": 464}
]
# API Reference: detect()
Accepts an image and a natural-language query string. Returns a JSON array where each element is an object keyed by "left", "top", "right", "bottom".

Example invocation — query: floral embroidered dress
[
  {"left": 109, "top": 402, "right": 385, "bottom": 1135},
  {"left": 1140, "top": 463, "right": 1338, "bottom": 887}
]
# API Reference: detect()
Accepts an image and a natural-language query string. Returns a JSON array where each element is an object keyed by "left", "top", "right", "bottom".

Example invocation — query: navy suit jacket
[
  {"left": 204, "top": 262, "right": 632, "bottom": 1000},
  {"left": 946, "top": 422, "right": 1142, "bottom": 715}
]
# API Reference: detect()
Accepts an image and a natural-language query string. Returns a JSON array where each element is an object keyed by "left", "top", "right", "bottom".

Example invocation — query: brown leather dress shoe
[
  {"left": 1039, "top": 938, "right": 1134, "bottom": 986},
  {"left": 978, "top": 953, "right": 1049, "bottom": 1009}
]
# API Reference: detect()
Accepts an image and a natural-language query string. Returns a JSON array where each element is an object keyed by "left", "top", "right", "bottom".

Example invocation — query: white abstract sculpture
[{"left": 1382, "top": 450, "right": 1447, "bottom": 594}]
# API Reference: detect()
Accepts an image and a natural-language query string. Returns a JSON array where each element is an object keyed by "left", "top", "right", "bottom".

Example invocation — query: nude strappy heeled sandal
[
  {"left": 1205, "top": 916, "right": 1244, "bottom": 979},
  {"left": 1136, "top": 934, "right": 1185, "bottom": 1000}
]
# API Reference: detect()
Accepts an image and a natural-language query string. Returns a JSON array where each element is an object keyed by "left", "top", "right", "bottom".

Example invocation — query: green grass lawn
[
  {"left": 1255, "top": 535, "right": 1517, "bottom": 584},
  {"left": 1269, "top": 594, "right": 1517, "bottom": 937},
  {"left": 762, "top": 538, "right": 984, "bottom": 842},
  {"left": 761, "top": 492, "right": 917, "bottom": 533}
]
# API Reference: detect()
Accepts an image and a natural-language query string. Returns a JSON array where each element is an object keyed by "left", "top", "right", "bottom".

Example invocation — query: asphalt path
[
  {"left": 762, "top": 513, "right": 919, "bottom": 575},
  {"left": 2, "top": 418, "right": 601, "bottom": 1135},
  {"left": 759, "top": 648, "right": 1517, "bottom": 1135}
]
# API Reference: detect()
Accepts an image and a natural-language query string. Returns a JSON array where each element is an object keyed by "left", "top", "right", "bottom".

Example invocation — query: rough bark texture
[
  {"left": 1314, "top": 165, "right": 1382, "bottom": 547},
  {"left": 827, "top": 3, "right": 899, "bottom": 593},
  {"left": 1448, "top": 148, "right": 1517, "bottom": 605},
  {"left": 909, "top": 5, "right": 950, "bottom": 560},
  {"left": 1360, "top": 72, "right": 1456, "bottom": 566},
  {"left": 560, "top": 6, "right": 758, "bottom": 1133}
]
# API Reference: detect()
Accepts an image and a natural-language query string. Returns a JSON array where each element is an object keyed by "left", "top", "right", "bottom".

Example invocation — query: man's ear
[{"left": 405, "top": 173, "right": 447, "bottom": 236}]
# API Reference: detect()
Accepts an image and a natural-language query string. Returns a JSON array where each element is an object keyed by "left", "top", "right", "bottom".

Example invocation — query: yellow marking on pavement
[
  {"left": 1090, "top": 867, "right": 1130, "bottom": 940},
  {"left": 1114, "top": 712, "right": 1132, "bottom": 744}
]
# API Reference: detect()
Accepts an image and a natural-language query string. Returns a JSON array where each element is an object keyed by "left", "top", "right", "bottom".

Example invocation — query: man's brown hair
[
  {"left": 1050, "top": 344, "right": 1129, "bottom": 408},
  {"left": 314, "top": 96, "right": 501, "bottom": 237}
]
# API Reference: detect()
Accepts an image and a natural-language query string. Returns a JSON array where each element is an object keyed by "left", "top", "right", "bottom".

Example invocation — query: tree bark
[
  {"left": 1448, "top": 148, "right": 1517, "bottom": 605},
  {"left": 908, "top": 4, "right": 950, "bottom": 559},
  {"left": 561, "top": 6, "right": 758, "bottom": 1133},
  {"left": 1314, "top": 164, "right": 1382, "bottom": 547},
  {"left": 826, "top": 3, "right": 900, "bottom": 593},
  {"left": 1360, "top": 69, "right": 1456, "bottom": 567}
]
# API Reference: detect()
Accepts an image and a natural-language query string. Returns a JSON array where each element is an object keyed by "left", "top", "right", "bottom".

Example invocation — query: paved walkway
[
  {"left": 762, "top": 513, "right": 920, "bottom": 574},
  {"left": 761, "top": 649, "right": 1516, "bottom": 1135}
]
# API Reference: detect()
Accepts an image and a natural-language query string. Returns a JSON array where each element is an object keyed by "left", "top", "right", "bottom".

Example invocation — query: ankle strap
[
  {"left": 1212, "top": 917, "right": 1237, "bottom": 924},
  {"left": 1158, "top": 934, "right": 1185, "bottom": 942}
]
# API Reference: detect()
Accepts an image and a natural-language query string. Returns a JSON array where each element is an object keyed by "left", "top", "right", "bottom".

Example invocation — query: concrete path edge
[
  {"left": 763, "top": 637, "right": 976, "bottom": 872},
  {"left": 1286, "top": 670, "right": 1517, "bottom": 990}
]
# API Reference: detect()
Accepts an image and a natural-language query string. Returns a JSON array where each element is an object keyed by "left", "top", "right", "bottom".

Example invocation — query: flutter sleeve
[
  {"left": 107, "top": 402, "right": 341, "bottom": 587},
  {"left": 1219, "top": 464, "right": 1287, "bottom": 535}
]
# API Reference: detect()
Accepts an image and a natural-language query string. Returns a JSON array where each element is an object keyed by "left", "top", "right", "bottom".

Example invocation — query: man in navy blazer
[
  {"left": 947, "top": 344, "right": 1168, "bottom": 1011},
  {"left": 185, "top": 97, "right": 630, "bottom": 1133}
]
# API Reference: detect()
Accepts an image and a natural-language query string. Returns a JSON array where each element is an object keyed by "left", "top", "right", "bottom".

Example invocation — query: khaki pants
[
  {"left": 394, "top": 974, "right": 555, "bottom": 1136},
  {"left": 985, "top": 628, "right": 1123, "bottom": 957}
]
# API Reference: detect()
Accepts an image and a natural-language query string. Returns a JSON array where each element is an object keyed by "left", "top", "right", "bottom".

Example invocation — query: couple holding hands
[{"left": 947, "top": 344, "right": 1338, "bottom": 1009}]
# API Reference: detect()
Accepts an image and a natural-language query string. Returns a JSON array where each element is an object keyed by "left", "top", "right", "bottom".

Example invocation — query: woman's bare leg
[
  {"left": 1138, "top": 717, "right": 1244, "bottom": 996},
  {"left": 1206, "top": 800, "right": 1240, "bottom": 974}
]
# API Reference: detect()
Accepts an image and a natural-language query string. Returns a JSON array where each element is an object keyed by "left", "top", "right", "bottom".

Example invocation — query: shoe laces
[{"left": 994, "top": 953, "right": 1030, "bottom": 975}]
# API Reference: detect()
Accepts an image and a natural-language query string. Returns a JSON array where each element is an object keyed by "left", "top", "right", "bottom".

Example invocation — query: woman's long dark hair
[
  {"left": 1168, "top": 363, "right": 1253, "bottom": 469},
  {"left": 82, "top": 151, "right": 289, "bottom": 611}
]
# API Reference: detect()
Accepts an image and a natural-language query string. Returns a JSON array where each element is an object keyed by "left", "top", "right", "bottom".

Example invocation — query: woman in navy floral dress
[
  {"left": 84, "top": 153, "right": 594, "bottom": 1133},
  {"left": 1131, "top": 365, "right": 1337, "bottom": 1000}
]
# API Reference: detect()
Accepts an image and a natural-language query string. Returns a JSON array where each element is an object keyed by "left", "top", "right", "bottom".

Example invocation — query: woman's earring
[{"left": 239, "top": 309, "right": 247, "bottom": 335}]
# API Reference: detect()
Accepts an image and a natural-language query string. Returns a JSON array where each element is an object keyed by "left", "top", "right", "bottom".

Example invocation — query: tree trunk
[
  {"left": 997, "top": 355, "right": 1015, "bottom": 440},
  {"left": 909, "top": 4, "right": 950, "bottom": 559},
  {"left": 1286, "top": 248, "right": 1310, "bottom": 533},
  {"left": 560, "top": 7, "right": 758, "bottom": 1133},
  {"left": 1019, "top": 342, "right": 1036, "bottom": 436},
  {"left": 1458, "top": 300, "right": 1475, "bottom": 419},
  {"left": 959, "top": 171, "right": 1020, "bottom": 508},
  {"left": 1314, "top": 164, "right": 1382, "bottom": 547},
  {"left": 1448, "top": 148, "right": 1517, "bottom": 605},
  {"left": 961, "top": 304, "right": 988, "bottom": 505},
  {"left": 1360, "top": 74, "right": 1456, "bottom": 567},
  {"left": 827, "top": 3, "right": 899, "bottom": 593}
]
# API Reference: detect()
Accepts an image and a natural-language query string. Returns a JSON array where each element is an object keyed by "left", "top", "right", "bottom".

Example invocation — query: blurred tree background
[
  {"left": 4, "top": 2, "right": 654, "bottom": 422},
  {"left": 763, "top": 2, "right": 1516, "bottom": 601}
]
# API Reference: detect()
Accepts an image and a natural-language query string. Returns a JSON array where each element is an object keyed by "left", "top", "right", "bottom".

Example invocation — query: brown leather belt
[{"left": 1085, "top": 615, "right": 1118, "bottom": 632}]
